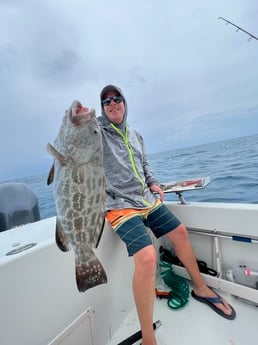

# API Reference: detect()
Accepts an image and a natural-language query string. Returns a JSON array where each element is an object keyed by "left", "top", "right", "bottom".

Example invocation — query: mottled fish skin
[{"left": 47, "top": 101, "right": 107, "bottom": 292}]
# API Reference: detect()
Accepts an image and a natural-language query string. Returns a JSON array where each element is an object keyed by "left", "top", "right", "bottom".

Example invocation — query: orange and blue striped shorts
[{"left": 106, "top": 200, "right": 181, "bottom": 256}]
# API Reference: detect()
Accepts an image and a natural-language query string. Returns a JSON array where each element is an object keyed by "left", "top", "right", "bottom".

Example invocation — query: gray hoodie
[{"left": 98, "top": 85, "right": 158, "bottom": 211}]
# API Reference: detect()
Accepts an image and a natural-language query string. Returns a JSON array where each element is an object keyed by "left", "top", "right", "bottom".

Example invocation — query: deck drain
[{"left": 5, "top": 243, "right": 37, "bottom": 256}]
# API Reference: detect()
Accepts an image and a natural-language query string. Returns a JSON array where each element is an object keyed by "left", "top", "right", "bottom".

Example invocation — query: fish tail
[{"left": 75, "top": 254, "right": 108, "bottom": 292}]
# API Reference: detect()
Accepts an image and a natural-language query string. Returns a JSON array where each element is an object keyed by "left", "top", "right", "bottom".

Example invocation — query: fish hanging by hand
[{"left": 47, "top": 100, "right": 107, "bottom": 292}]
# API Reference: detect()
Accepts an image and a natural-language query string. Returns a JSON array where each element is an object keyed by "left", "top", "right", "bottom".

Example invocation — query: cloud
[{"left": 0, "top": 0, "right": 258, "bottom": 180}]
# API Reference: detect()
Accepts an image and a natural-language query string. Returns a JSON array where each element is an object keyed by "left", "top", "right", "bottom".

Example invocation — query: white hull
[{"left": 1, "top": 201, "right": 258, "bottom": 345}]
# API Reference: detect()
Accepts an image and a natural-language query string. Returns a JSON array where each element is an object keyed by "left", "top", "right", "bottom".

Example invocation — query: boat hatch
[{"left": 48, "top": 307, "right": 95, "bottom": 345}]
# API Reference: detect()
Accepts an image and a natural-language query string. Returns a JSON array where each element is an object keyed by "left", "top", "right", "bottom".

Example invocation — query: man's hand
[{"left": 149, "top": 184, "right": 164, "bottom": 202}]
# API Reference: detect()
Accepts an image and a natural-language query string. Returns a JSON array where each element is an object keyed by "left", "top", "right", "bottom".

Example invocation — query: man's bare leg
[
  {"left": 133, "top": 245, "right": 157, "bottom": 345},
  {"left": 166, "top": 224, "right": 233, "bottom": 316}
]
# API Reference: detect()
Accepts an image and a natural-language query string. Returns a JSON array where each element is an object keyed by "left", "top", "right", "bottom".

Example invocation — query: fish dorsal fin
[
  {"left": 92, "top": 186, "right": 106, "bottom": 248},
  {"left": 55, "top": 217, "right": 70, "bottom": 252},
  {"left": 93, "top": 217, "right": 106, "bottom": 249},
  {"left": 47, "top": 163, "right": 55, "bottom": 185}
]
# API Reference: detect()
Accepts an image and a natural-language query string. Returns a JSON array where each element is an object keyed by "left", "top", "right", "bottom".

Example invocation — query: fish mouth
[{"left": 69, "top": 101, "right": 95, "bottom": 126}]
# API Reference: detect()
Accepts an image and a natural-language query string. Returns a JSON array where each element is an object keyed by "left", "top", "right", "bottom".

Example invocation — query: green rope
[{"left": 159, "top": 253, "right": 189, "bottom": 309}]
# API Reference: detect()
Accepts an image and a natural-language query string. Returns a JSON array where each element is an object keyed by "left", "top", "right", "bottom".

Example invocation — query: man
[{"left": 98, "top": 84, "right": 236, "bottom": 345}]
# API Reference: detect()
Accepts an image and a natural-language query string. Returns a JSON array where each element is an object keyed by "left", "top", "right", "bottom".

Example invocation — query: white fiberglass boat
[{"left": 0, "top": 178, "right": 258, "bottom": 345}]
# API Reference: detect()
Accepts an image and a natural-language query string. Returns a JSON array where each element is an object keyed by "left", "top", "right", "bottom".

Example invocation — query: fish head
[
  {"left": 51, "top": 100, "right": 102, "bottom": 166},
  {"left": 55, "top": 101, "right": 102, "bottom": 166},
  {"left": 69, "top": 101, "right": 95, "bottom": 127}
]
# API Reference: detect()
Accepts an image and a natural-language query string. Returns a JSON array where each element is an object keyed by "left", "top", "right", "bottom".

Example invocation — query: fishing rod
[{"left": 218, "top": 16, "right": 258, "bottom": 41}]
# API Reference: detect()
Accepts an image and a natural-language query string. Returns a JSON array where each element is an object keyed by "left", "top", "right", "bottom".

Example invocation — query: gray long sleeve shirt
[{"left": 97, "top": 116, "right": 158, "bottom": 211}]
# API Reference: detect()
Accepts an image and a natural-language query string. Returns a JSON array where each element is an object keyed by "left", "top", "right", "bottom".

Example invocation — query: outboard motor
[{"left": 0, "top": 182, "right": 40, "bottom": 232}]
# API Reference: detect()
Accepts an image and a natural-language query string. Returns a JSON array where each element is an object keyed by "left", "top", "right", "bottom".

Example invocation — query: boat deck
[{"left": 107, "top": 286, "right": 258, "bottom": 345}]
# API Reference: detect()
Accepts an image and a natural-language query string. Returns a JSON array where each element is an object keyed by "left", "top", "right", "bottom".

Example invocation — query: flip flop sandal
[{"left": 191, "top": 290, "right": 236, "bottom": 320}]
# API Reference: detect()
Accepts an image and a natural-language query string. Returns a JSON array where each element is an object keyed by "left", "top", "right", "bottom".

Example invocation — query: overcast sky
[{"left": 1, "top": 0, "right": 258, "bottom": 181}]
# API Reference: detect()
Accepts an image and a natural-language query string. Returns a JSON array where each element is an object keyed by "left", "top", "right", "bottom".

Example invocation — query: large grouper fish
[{"left": 47, "top": 100, "right": 107, "bottom": 292}]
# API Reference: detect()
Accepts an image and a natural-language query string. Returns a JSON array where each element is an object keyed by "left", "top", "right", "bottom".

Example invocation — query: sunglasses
[{"left": 102, "top": 95, "right": 123, "bottom": 106}]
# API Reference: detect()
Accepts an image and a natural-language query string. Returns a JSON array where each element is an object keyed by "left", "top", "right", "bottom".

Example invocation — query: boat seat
[{"left": 0, "top": 182, "right": 40, "bottom": 232}]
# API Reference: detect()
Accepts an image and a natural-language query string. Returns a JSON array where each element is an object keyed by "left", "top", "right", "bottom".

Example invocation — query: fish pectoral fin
[
  {"left": 55, "top": 218, "right": 70, "bottom": 252},
  {"left": 47, "top": 163, "right": 55, "bottom": 185},
  {"left": 75, "top": 253, "right": 108, "bottom": 292},
  {"left": 47, "top": 143, "right": 67, "bottom": 165}
]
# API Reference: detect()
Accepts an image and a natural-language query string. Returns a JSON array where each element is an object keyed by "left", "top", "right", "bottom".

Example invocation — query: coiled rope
[{"left": 159, "top": 249, "right": 189, "bottom": 309}]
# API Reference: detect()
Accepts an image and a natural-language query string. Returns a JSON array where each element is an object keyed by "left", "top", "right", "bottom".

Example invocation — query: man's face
[{"left": 102, "top": 90, "right": 125, "bottom": 125}]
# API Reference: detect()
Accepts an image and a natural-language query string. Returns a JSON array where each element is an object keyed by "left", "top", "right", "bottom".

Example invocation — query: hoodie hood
[{"left": 100, "top": 84, "right": 127, "bottom": 132}]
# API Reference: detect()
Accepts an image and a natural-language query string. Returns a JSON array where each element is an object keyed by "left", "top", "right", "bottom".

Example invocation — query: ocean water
[{"left": 4, "top": 134, "right": 258, "bottom": 220}]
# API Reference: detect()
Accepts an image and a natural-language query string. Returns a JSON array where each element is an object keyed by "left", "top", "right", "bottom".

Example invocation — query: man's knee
[
  {"left": 134, "top": 245, "right": 157, "bottom": 272},
  {"left": 166, "top": 223, "right": 189, "bottom": 243}
]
